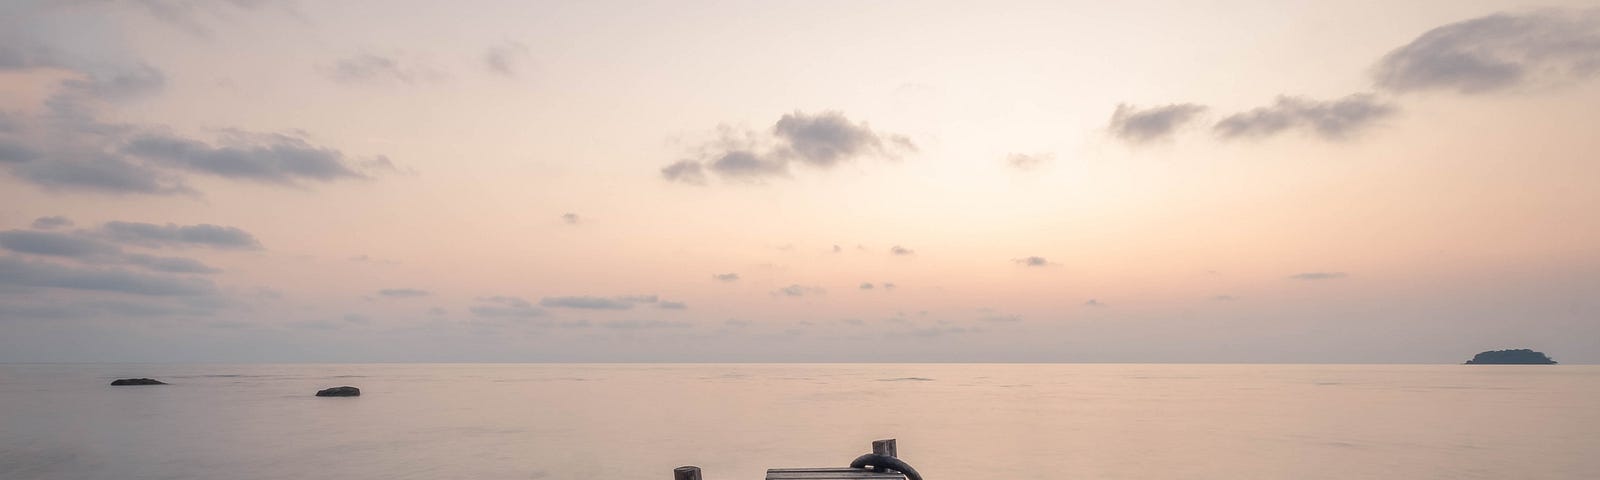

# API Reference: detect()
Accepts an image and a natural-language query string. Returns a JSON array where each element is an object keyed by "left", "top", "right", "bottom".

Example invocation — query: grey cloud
[
  {"left": 561, "top": 213, "right": 580, "bottom": 225},
  {"left": 100, "top": 221, "right": 262, "bottom": 249},
  {"left": 980, "top": 314, "right": 1022, "bottom": 323},
  {"left": 0, "top": 256, "right": 215, "bottom": 296},
  {"left": 470, "top": 296, "right": 545, "bottom": 317},
  {"left": 1005, "top": 152, "right": 1053, "bottom": 170},
  {"left": 114, "top": 0, "right": 300, "bottom": 38},
  {"left": 773, "top": 110, "right": 914, "bottom": 168},
  {"left": 775, "top": 285, "right": 824, "bottom": 297},
  {"left": 1014, "top": 256, "right": 1054, "bottom": 267},
  {"left": 890, "top": 245, "right": 914, "bottom": 256},
  {"left": 0, "top": 230, "right": 118, "bottom": 258},
  {"left": 660, "top": 160, "right": 707, "bottom": 185},
  {"left": 712, "top": 273, "right": 740, "bottom": 282},
  {"left": 661, "top": 111, "right": 913, "bottom": 184},
  {"left": 657, "top": 301, "right": 687, "bottom": 310},
  {"left": 485, "top": 42, "right": 532, "bottom": 77},
  {"left": 61, "top": 63, "right": 166, "bottom": 101},
  {"left": 0, "top": 229, "right": 222, "bottom": 274},
  {"left": 10, "top": 155, "right": 191, "bottom": 195},
  {"left": 859, "top": 282, "right": 875, "bottom": 290},
  {"left": 710, "top": 150, "right": 788, "bottom": 180},
  {"left": 31, "top": 216, "right": 73, "bottom": 229},
  {"left": 1214, "top": 94, "right": 1395, "bottom": 141},
  {"left": 1084, "top": 299, "right": 1106, "bottom": 307},
  {"left": 379, "top": 288, "right": 430, "bottom": 298},
  {"left": 618, "top": 295, "right": 658, "bottom": 303},
  {"left": 1212, "top": 295, "right": 1237, "bottom": 301},
  {"left": 0, "top": 55, "right": 386, "bottom": 196},
  {"left": 601, "top": 319, "right": 690, "bottom": 330},
  {"left": 539, "top": 296, "right": 635, "bottom": 310},
  {"left": 1375, "top": 10, "right": 1600, "bottom": 93},
  {"left": 1108, "top": 103, "right": 1208, "bottom": 143},
  {"left": 122, "top": 253, "right": 222, "bottom": 274},
  {"left": 324, "top": 53, "right": 440, "bottom": 86},
  {"left": 0, "top": 142, "right": 38, "bottom": 163},
  {"left": 121, "top": 133, "right": 365, "bottom": 184},
  {"left": 882, "top": 282, "right": 897, "bottom": 291},
  {"left": 1290, "top": 272, "right": 1348, "bottom": 280}
]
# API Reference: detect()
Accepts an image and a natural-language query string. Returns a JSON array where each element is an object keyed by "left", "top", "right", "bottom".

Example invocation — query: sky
[{"left": 1, "top": 0, "right": 1597, "bottom": 363}]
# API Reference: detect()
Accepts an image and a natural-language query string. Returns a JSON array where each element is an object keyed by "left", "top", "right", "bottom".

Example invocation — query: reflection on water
[{"left": 1, "top": 364, "right": 1597, "bottom": 480}]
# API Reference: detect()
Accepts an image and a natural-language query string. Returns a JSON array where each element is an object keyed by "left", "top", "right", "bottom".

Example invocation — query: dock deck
[{"left": 676, "top": 439, "right": 919, "bottom": 480}]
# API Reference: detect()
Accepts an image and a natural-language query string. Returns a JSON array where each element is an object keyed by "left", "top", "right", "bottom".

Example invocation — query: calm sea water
[{"left": 1, "top": 364, "right": 1596, "bottom": 480}]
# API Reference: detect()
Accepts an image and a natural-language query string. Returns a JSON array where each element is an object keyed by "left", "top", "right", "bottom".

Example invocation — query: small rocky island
[
  {"left": 110, "top": 378, "right": 167, "bottom": 385},
  {"left": 1464, "top": 349, "right": 1557, "bottom": 365},
  {"left": 315, "top": 386, "right": 361, "bottom": 397}
]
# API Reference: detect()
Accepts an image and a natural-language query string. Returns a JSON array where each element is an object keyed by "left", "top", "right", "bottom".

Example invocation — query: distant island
[{"left": 1464, "top": 349, "right": 1557, "bottom": 365}]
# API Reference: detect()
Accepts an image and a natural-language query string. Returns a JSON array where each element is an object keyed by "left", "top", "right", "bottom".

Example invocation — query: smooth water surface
[{"left": 2, "top": 364, "right": 1596, "bottom": 479}]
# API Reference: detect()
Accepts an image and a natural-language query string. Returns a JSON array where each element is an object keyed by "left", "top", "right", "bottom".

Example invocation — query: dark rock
[
  {"left": 110, "top": 378, "right": 167, "bottom": 386},
  {"left": 315, "top": 386, "right": 361, "bottom": 397},
  {"left": 1464, "top": 349, "right": 1557, "bottom": 365}
]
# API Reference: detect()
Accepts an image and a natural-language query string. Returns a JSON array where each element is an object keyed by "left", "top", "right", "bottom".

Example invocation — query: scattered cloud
[
  {"left": 774, "top": 285, "right": 824, "bottom": 297},
  {"left": 561, "top": 213, "right": 580, "bottom": 225},
  {"left": 890, "top": 245, "right": 914, "bottom": 256},
  {"left": 882, "top": 282, "right": 897, "bottom": 291},
  {"left": 658, "top": 301, "right": 687, "bottom": 310},
  {"left": 1212, "top": 295, "right": 1237, "bottom": 301},
  {"left": 470, "top": 296, "right": 545, "bottom": 317},
  {"left": 0, "top": 230, "right": 118, "bottom": 258},
  {"left": 323, "top": 53, "right": 442, "bottom": 86},
  {"left": 1013, "top": 256, "right": 1056, "bottom": 267},
  {"left": 0, "top": 229, "right": 223, "bottom": 274},
  {"left": 1108, "top": 103, "right": 1208, "bottom": 144},
  {"left": 1084, "top": 299, "right": 1106, "bottom": 307},
  {"left": 660, "top": 160, "right": 707, "bottom": 185},
  {"left": 120, "top": 132, "right": 368, "bottom": 184},
  {"left": 485, "top": 41, "right": 533, "bottom": 77},
  {"left": 538, "top": 295, "right": 657, "bottom": 310},
  {"left": 712, "top": 273, "right": 740, "bottom": 282},
  {"left": 1004, "top": 152, "right": 1054, "bottom": 170},
  {"left": 1290, "top": 272, "right": 1348, "bottom": 280},
  {"left": 378, "top": 288, "right": 429, "bottom": 298},
  {"left": 1213, "top": 94, "right": 1396, "bottom": 141},
  {"left": 99, "top": 221, "right": 262, "bottom": 249},
  {"left": 30, "top": 216, "right": 73, "bottom": 230},
  {"left": 121, "top": 253, "right": 221, "bottom": 274},
  {"left": 1374, "top": 9, "right": 1600, "bottom": 94},
  {"left": 0, "top": 55, "right": 389, "bottom": 196},
  {"left": 601, "top": 319, "right": 690, "bottom": 330},
  {"left": 661, "top": 111, "right": 914, "bottom": 184},
  {"left": 859, "top": 282, "right": 875, "bottom": 290},
  {"left": 0, "top": 256, "right": 216, "bottom": 296}
]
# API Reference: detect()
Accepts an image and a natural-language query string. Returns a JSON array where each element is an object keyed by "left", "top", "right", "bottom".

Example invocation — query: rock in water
[
  {"left": 110, "top": 378, "right": 167, "bottom": 386},
  {"left": 315, "top": 386, "right": 361, "bottom": 397},
  {"left": 1464, "top": 349, "right": 1557, "bottom": 365}
]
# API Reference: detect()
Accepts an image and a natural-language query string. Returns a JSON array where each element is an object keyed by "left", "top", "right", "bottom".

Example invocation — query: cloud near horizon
[{"left": 1290, "top": 272, "right": 1348, "bottom": 280}]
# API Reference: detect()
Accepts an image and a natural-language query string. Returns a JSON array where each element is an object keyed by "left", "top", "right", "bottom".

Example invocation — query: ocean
[{"left": 1, "top": 364, "right": 1596, "bottom": 480}]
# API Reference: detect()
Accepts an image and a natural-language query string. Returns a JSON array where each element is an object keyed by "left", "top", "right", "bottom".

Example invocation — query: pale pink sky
[{"left": 1, "top": 1, "right": 1597, "bottom": 362}]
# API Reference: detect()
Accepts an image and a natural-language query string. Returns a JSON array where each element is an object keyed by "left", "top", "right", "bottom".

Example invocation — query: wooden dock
[{"left": 675, "top": 439, "right": 921, "bottom": 480}]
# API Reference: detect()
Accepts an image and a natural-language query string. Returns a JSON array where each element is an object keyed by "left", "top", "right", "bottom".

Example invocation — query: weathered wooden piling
[{"left": 674, "top": 466, "right": 702, "bottom": 480}]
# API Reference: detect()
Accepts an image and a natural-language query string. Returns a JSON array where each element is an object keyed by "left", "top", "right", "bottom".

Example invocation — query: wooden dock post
[
  {"left": 674, "top": 466, "right": 702, "bottom": 480},
  {"left": 871, "top": 439, "right": 897, "bottom": 458}
]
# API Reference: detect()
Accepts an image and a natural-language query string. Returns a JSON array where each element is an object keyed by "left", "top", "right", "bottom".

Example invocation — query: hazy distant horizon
[{"left": 3, "top": 1, "right": 1598, "bottom": 364}]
